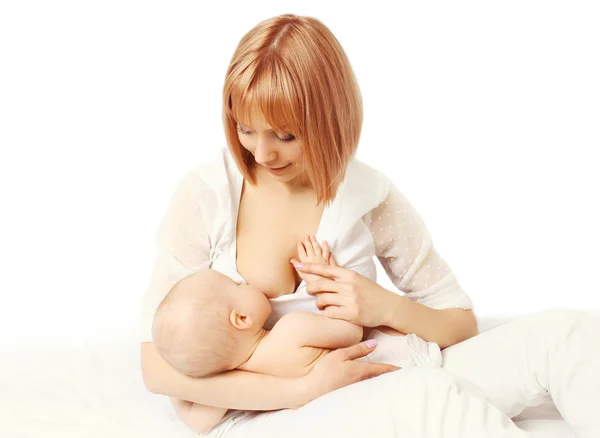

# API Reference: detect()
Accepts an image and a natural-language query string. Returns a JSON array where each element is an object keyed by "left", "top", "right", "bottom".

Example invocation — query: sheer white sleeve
[
  {"left": 139, "top": 172, "right": 212, "bottom": 342},
  {"left": 365, "top": 183, "right": 474, "bottom": 310}
]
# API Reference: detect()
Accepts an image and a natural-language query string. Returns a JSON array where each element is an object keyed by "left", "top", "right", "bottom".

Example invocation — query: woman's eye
[
  {"left": 277, "top": 135, "right": 296, "bottom": 143},
  {"left": 237, "top": 126, "right": 296, "bottom": 143},
  {"left": 237, "top": 126, "right": 251, "bottom": 135}
]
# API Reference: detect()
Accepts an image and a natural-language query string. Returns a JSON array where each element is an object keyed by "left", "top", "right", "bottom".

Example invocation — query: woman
[{"left": 140, "top": 14, "right": 600, "bottom": 437}]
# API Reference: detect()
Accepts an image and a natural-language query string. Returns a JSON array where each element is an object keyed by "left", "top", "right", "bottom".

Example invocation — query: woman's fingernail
[
  {"left": 293, "top": 263, "right": 304, "bottom": 268},
  {"left": 366, "top": 339, "right": 378, "bottom": 348}
]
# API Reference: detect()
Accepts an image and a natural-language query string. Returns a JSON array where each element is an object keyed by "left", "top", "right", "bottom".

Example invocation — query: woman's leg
[
  {"left": 210, "top": 367, "right": 528, "bottom": 438},
  {"left": 441, "top": 308, "right": 600, "bottom": 438}
]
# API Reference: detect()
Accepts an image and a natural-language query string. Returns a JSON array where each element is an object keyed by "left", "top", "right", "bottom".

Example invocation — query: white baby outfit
[{"left": 360, "top": 331, "right": 443, "bottom": 368}]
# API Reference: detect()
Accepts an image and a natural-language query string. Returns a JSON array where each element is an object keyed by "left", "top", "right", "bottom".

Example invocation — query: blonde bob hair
[{"left": 222, "top": 14, "right": 363, "bottom": 204}]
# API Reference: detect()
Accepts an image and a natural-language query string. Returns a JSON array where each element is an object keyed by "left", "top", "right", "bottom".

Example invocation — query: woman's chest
[{"left": 235, "top": 188, "right": 325, "bottom": 298}]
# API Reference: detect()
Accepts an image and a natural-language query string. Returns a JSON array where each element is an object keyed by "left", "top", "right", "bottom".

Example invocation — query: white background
[{"left": 1, "top": 1, "right": 598, "bottom": 345}]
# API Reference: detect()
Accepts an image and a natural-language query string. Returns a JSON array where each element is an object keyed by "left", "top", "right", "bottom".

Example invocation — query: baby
[{"left": 151, "top": 236, "right": 441, "bottom": 433}]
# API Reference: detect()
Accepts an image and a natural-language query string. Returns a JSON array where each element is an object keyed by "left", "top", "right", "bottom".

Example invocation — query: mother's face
[{"left": 236, "top": 113, "right": 306, "bottom": 184}]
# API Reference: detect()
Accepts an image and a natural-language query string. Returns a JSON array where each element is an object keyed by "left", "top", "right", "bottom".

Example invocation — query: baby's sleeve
[
  {"left": 365, "top": 182, "right": 474, "bottom": 310},
  {"left": 139, "top": 171, "right": 212, "bottom": 342}
]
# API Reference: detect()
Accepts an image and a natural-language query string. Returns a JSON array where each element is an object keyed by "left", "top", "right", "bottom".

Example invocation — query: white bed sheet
[{"left": 0, "top": 315, "right": 579, "bottom": 438}]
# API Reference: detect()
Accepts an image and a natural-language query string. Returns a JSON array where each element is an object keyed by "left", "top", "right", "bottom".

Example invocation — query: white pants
[
  {"left": 206, "top": 309, "right": 600, "bottom": 438},
  {"left": 442, "top": 308, "right": 600, "bottom": 438}
]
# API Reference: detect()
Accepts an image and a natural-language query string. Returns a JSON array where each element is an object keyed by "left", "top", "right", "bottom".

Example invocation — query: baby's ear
[{"left": 229, "top": 310, "right": 253, "bottom": 330}]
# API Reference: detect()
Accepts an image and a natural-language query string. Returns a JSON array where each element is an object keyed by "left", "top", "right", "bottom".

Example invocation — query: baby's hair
[
  {"left": 152, "top": 273, "right": 238, "bottom": 377},
  {"left": 222, "top": 14, "right": 363, "bottom": 205}
]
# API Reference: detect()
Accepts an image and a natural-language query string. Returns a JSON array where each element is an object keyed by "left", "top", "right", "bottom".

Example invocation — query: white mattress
[{"left": 0, "top": 315, "right": 578, "bottom": 438}]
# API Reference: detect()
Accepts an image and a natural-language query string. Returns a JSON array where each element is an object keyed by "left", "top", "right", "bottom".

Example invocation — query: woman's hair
[{"left": 222, "top": 14, "right": 363, "bottom": 204}]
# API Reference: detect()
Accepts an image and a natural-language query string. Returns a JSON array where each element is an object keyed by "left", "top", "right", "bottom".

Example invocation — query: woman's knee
[{"left": 531, "top": 308, "right": 592, "bottom": 337}]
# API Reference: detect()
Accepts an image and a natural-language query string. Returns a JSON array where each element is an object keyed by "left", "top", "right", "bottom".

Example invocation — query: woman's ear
[{"left": 229, "top": 309, "right": 253, "bottom": 330}]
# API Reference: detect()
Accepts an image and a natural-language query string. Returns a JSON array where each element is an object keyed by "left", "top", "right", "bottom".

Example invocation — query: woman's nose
[{"left": 254, "top": 138, "right": 277, "bottom": 164}]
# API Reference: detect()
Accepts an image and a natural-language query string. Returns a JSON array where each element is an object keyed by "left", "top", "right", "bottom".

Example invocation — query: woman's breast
[
  {"left": 236, "top": 247, "right": 301, "bottom": 298},
  {"left": 235, "top": 186, "right": 324, "bottom": 298},
  {"left": 235, "top": 210, "right": 323, "bottom": 298}
]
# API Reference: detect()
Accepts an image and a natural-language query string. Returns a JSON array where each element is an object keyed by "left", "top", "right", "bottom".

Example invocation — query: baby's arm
[
  {"left": 278, "top": 311, "right": 363, "bottom": 349},
  {"left": 169, "top": 397, "right": 227, "bottom": 435}
]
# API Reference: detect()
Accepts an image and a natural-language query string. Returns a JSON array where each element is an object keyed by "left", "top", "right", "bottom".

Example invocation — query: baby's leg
[{"left": 169, "top": 397, "right": 227, "bottom": 435}]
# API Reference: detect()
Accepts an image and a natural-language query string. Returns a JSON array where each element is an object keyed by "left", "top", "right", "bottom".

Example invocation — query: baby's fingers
[
  {"left": 301, "top": 236, "right": 314, "bottom": 257},
  {"left": 297, "top": 241, "right": 308, "bottom": 261},
  {"left": 309, "top": 236, "right": 323, "bottom": 257},
  {"left": 322, "top": 240, "right": 330, "bottom": 262}
]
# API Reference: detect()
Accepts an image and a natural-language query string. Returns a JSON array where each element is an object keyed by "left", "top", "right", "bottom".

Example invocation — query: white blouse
[{"left": 139, "top": 148, "right": 474, "bottom": 342}]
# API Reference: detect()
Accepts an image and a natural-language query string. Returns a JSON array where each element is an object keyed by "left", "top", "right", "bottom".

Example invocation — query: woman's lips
[{"left": 265, "top": 164, "right": 291, "bottom": 174}]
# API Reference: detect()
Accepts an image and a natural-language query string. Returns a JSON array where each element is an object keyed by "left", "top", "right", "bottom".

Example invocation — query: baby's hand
[{"left": 292, "top": 236, "right": 336, "bottom": 284}]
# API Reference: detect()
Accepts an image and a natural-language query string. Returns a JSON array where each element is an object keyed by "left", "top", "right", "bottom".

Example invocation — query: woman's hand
[
  {"left": 290, "top": 261, "right": 398, "bottom": 328},
  {"left": 296, "top": 340, "right": 399, "bottom": 408}
]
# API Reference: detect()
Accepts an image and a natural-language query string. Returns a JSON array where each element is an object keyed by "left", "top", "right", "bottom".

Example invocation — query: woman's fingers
[
  {"left": 336, "top": 340, "right": 377, "bottom": 360},
  {"left": 293, "top": 261, "right": 347, "bottom": 280},
  {"left": 305, "top": 278, "right": 347, "bottom": 295},
  {"left": 338, "top": 341, "right": 400, "bottom": 375},
  {"left": 306, "top": 340, "right": 399, "bottom": 404},
  {"left": 314, "top": 292, "right": 342, "bottom": 310},
  {"left": 320, "top": 305, "right": 350, "bottom": 320},
  {"left": 328, "top": 253, "right": 338, "bottom": 267},
  {"left": 359, "top": 361, "right": 401, "bottom": 378}
]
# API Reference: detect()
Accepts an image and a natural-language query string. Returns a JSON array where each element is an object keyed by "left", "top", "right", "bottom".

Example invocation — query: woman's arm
[
  {"left": 294, "top": 264, "right": 477, "bottom": 349},
  {"left": 142, "top": 341, "right": 309, "bottom": 410},
  {"left": 369, "top": 183, "right": 479, "bottom": 348},
  {"left": 142, "top": 339, "right": 397, "bottom": 411},
  {"left": 293, "top": 182, "right": 479, "bottom": 349},
  {"left": 379, "top": 294, "right": 478, "bottom": 349}
]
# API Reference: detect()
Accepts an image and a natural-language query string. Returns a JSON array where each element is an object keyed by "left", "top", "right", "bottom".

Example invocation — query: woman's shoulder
[
  {"left": 348, "top": 156, "right": 391, "bottom": 183},
  {"left": 184, "top": 147, "right": 237, "bottom": 186},
  {"left": 342, "top": 155, "right": 393, "bottom": 206},
  {"left": 168, "top": 148, "right": 240, "bottom": 219},
  {"left": 323, "top": 156, "right": 394, "bottom": 237}
]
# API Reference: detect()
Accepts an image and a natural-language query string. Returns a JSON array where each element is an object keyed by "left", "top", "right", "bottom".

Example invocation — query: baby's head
[{"left": 152, "top": 269, "right": 271, "bottom": 377}]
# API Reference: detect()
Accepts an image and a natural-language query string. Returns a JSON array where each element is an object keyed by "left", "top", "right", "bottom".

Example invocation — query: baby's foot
[{"left": 295, "top": 236, "right": 331, "bottom": 284}]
